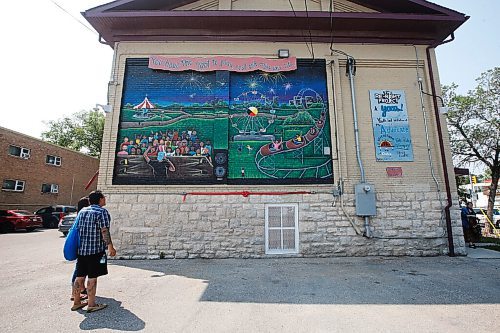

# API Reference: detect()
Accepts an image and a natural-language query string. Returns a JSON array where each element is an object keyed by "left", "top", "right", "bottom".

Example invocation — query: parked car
[
  {"left": 0, "top": 210, "right": 43, "bottom": 233},
  {"left": 58, "top": 213, "right": 77, "bottom": 236},
  {"left": 34, "top": 205, "right": 77, "bottom": 228},
  {"left": 474, "top": 208, "right": 500, "bottom": 228}
]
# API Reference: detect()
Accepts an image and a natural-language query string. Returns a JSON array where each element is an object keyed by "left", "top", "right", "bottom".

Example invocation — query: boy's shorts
[{"left": 75, "top": 252, "right": 108, "bottom": 279}]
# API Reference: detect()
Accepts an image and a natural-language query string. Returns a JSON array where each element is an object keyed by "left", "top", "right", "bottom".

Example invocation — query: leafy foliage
[
  {"left": 283, "top": 111, "right": 315, "bottom": 125},
  {"left": 444, "top": 67, "right": 500, "bottom": 230},
  {"left": 41, "top": 110, "right": 105, "bottom": 157}
]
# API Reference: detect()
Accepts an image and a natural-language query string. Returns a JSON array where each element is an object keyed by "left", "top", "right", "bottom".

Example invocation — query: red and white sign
[
  {"left": 386, "top": 167, "right": 403, "bottom": 178},
  {"left": 149, "top": 56, "right": 297, "bottom": 73}
]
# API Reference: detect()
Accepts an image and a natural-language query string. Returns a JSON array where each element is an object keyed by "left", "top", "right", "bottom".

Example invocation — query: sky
[{"left": 0, "top": 0, "right": 498, "bottom": 138}]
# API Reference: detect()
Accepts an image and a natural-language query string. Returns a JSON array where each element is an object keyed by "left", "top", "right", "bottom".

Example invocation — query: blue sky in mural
[
  {"left": 122, "top": 61, "right": 329, "bottom": 108},
  {"left": 122, "top": 64, "right": 218, "bottom": 106},
  {"left": 229, "top": 65, "right": 328, "bottom": 105}
]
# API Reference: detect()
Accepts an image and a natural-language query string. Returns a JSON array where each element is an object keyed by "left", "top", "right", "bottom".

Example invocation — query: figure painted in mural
[
  {"left": 71, "top": 190, "right": 116, "bottom": 313},
  {"left": 145, "top": 146, "right": 158, "bottom": 158},
  {"left": 292, "top": 133, "right": 303, "bottom": 145},
  {"left": 117, "top": 145, "right": 129, "bottom": 156},
  {"left": 205, "top": 140, "right": 212, "bottom": 154},
  {"left": 190, "top": 130, "right": 198, "bottom": 142},
  {"left": 202, "top": 147, "right": 212, "bottom": 163},
  {"left": 120, "top": 137, "right": 130, "bottom": 150},
  {"left": 270, "top": 138, "right": 283, "bottom": 152},
  {"left": 140, "top": 142, "right": 148, "bottom": 154},
  {"left": 165, "top": 147, "right": 174, "bottom": 156},
  {"left": 461, "top": 202, "right": 479, "bottom": 248},
  {"left": 143, "top": 146, "right": 176, "bottom": 178},
  {"left": 158, "top": 139, "right": 166, "bottom": 152}
]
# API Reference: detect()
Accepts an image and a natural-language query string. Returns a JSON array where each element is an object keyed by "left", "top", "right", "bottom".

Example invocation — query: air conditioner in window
[
  {"left": 51, "top": 185, "right": 59, "bottom": 193},
  {"left": 20, "top": 152, "right": 30, "bottom": 159}
]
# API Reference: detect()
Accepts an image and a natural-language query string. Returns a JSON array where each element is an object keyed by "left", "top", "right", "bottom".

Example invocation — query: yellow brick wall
[{"left": 99, "top": 42, "right": 455, "bottom": 200}]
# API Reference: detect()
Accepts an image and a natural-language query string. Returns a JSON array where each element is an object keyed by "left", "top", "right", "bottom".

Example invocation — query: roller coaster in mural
[{"left": 253, "top": 88, "right": 333, "bottom": 179}]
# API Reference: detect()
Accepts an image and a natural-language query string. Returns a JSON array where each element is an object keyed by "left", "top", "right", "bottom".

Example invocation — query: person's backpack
[{"left": 63, "top": 215, "right": 80, "bottom": 261}]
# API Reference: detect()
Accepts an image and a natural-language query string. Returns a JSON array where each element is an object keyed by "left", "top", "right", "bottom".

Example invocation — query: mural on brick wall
[{"left": 113, "top": 58, "right": 333, "bottom": 185}]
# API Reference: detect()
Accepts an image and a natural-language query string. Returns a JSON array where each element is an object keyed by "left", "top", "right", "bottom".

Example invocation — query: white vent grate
[{"left": 265, "top": 204, "right": 299, "bottom": 254}]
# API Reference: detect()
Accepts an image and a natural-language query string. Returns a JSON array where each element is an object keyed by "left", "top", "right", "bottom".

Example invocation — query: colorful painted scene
[{"left": 113, "top": 58, "right": 333, "bottom": 185}]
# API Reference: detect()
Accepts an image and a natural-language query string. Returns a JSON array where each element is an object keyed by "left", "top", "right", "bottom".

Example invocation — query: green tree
[
  {"left": 41, "top": 110, "right": 105, "bottom": 157},
  {"left": 443, "top": 67, "right": 500, "bottom": 232}
]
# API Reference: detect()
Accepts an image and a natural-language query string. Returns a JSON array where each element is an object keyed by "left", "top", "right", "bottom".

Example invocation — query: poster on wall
[
  {"left": 369, "top": 90, "right": 414, "bottom": 162},
  {"left": 112, "top": 58, "right": 333, "bottom": 185}
]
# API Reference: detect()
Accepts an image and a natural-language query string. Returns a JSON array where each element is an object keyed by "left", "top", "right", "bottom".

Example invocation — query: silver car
[{"left": 58, "top": 213, "right": 77, "bottom": 236}]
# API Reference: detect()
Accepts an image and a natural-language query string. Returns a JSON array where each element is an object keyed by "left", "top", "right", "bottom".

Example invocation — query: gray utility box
[{"left": 355, "top": 183, "right": 377, "bottom": 216}]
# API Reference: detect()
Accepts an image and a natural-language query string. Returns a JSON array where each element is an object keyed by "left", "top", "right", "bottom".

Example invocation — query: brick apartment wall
[
  {"left": 97, "top": 41, "right": 465, "bottom": 258},
  {"left": 0, "top": 127, "right": 100, "bottom": 212}
]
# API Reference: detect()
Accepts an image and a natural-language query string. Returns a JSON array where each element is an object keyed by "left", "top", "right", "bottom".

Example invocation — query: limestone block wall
[{"left": 103, "top": 189, "right": 465, "bottom": 259}]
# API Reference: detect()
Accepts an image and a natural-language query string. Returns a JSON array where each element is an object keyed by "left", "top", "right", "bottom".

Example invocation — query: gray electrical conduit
[
  {"left": 328, "top": 60, "right": 363, "bottom": 235},
  {"left": 346, "top": 57, "right": 372, "bottom": 237}
]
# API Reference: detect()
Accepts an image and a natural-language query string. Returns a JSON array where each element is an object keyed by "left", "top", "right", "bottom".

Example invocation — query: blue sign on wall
[{"left": 369, "top": 90, "right": 413, "bottom": 162}]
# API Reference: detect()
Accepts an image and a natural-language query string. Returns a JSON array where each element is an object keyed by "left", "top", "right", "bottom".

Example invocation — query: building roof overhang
[{"left": 82, "top": 0, "right": 468, "bottom": 48}]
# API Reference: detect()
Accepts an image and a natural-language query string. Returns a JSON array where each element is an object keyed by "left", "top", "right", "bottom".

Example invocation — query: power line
[
  {"left": 48, "top": 0, "right": 98, "bottom": 36},
  {"left": 304, "top": 0, "right": 315, "bottom": 60},
  {"left": 329, "top": 0, "right": 334, "bottom": 51},
  {"left": 288, "top": 0, "right": 314, "bottom": 58}
]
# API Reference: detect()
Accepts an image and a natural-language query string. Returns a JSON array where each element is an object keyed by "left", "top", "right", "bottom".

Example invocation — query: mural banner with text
[
  {"left": 149, "top": 56, "right": 297, "bottom": 73},
  {"left": 369, "top": 90, "right": 413, "bottom": 162}
]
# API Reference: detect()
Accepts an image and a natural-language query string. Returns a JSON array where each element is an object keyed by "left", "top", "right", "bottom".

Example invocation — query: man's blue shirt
[{"left": 77, "top": 204, "right": 111, "bottom": 256}]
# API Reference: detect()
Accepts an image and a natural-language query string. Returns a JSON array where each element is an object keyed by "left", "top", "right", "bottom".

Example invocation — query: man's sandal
[
  {"left": 71, "top": 302, "right": 88, "bottom": 311},
  {"left": 87, "top": 304, "right": 107, "bottom": 313}
]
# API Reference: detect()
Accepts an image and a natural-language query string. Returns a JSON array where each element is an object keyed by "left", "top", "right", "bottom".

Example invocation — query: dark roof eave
[
  {"left": 83, "top": 9, "right": 466, "bottom": 21},
  {"left": 83, "top": 10, "right": 467, "bottom": 48}
]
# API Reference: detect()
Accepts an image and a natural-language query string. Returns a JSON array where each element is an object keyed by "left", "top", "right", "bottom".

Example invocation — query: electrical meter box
[{"left": 355, "top": 183, "right": 377, "bottom": 216}]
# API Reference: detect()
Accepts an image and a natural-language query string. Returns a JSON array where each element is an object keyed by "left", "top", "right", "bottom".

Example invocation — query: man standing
[{"left": 71, "top": 190, "right": 116, "bottom": 312}]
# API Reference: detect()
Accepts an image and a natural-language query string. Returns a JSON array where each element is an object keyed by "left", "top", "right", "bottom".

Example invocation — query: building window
[
  {"left": 8, "top": 145, "right": 31, "bottom": 159},
  {"left": 41, "top": 183, "right": 59, "bottom": 194},
  {"left": 46, "top": 155, "right": 62, "bottom": 166},
  {"left": 265, "top": 204, "right": 299, "bottom": 254},
  {"left": 2, "top": 179, "right": 25, "bottom": 192}
]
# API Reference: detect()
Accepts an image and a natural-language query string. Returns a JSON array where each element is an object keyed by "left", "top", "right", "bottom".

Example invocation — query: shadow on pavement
[
  {"left": 111, "top": 256, "right": 500, "bottom": 305},
  {"left": 77, "top": 297, "right": 145, "bottom": 331}
]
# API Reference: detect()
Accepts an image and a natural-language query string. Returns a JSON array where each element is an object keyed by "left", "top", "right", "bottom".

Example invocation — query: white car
[{"left": 474, "top": 208, "right": 500, "bottom": 228}]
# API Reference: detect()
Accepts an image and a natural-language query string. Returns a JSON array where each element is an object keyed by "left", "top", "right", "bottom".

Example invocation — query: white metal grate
[{"left": 265, "top": 204, "right": 299, "bottom": 254}]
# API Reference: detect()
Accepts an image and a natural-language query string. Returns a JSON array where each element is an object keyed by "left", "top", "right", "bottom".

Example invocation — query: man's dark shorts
[{"left": 75, "top": 252, "right": 108, "bottom": 279}]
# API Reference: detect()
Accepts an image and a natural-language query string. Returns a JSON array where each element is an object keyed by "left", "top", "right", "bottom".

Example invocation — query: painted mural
[
  {"left": 369, "top": 90, "right": 414, "bottom": 162},
  {"left": 113, "top": 58, "right": 333, "bottom": 185}
]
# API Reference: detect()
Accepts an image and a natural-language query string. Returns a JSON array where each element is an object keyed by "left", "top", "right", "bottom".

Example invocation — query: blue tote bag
[{"left": 63, "top": 215, "right": 80, "bottom": 261}]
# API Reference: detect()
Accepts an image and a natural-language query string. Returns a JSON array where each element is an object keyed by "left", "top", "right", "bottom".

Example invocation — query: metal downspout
[
  {"left": 346, "top": 57, "right": 371, "bottom": 237},
  {"left": 426, "top": 33, "right": 456, "bottom": 256}
]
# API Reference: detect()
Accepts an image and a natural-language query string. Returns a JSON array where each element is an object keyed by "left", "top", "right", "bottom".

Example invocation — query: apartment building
[{"left": 0, "top": 126, "right": 99, "bottom": 212}]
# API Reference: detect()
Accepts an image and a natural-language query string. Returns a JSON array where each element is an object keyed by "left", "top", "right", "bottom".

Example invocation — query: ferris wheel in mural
[
  {"left": 254, "top": 88, "right": 333, "bottom": 179},
  {"left": 230, "top": 90, "right": 279, "bottom": 136},
  {"left": 229, "top": 73, "right": 285, "bottom": 136}
]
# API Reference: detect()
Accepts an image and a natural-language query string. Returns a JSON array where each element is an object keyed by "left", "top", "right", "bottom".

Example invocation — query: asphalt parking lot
[{"left": 1, "top": 228, "right": 499, "bottom": 333}]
